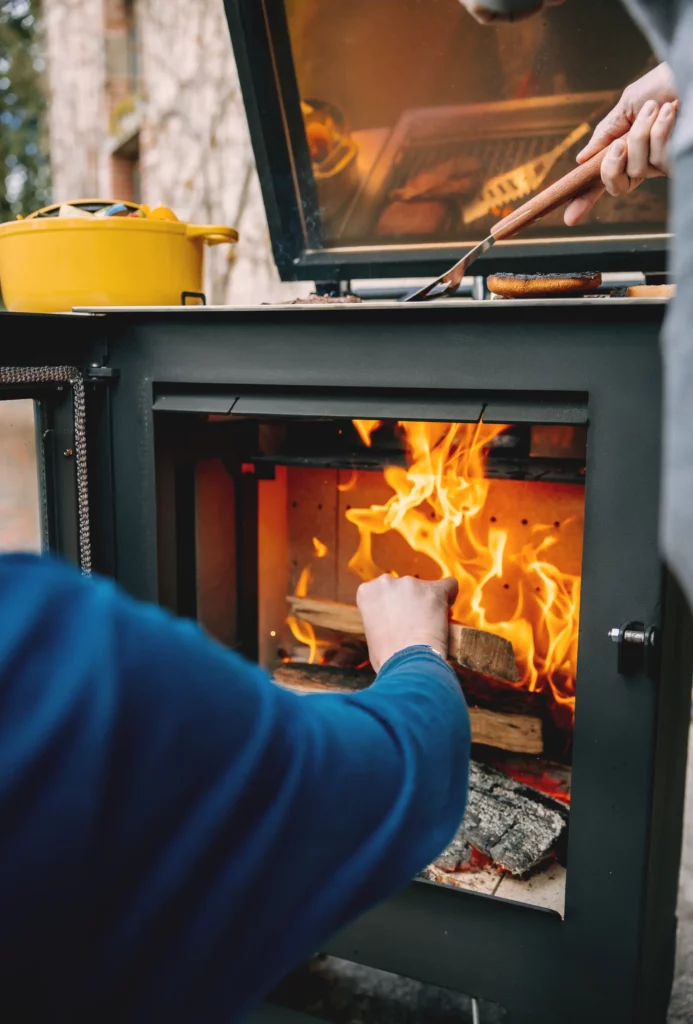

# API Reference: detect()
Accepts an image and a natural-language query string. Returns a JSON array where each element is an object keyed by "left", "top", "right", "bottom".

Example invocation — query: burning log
[
  {"left": 273, "top": 662, "right": 543, "bottom": 755},
  {"left": 285, "top": 595, "right": 520, "bottom": 683},
  {"left": 456, "top": 670, "right": 544, "bottom": 755},
  {"left": 434, "top": 761, "right": 568, "bottom": 877},
  {"left": 273, "top": 663, "right": 372, "bottom": 693},
  {"left": 429, "top": 832, "right": 479, "bottom": 873},
  {"left": 487, "top": 753, "right": 571, "bottom": 804},
  {"left": 285, "top": 596, "right": 364, "bottom": 635}
]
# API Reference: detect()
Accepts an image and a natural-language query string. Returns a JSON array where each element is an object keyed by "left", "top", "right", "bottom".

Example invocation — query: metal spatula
[
  {"left": 462, "top": 122, "right": 591, "bottom": 224},
  {"left": 404, "top": 138, "right": 618, "bottom": 302}
]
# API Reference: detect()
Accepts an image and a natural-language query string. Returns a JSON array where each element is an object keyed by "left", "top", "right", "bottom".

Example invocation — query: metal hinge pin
[{"left": 608, "top": 622, "right": 659, "bottom": 675}]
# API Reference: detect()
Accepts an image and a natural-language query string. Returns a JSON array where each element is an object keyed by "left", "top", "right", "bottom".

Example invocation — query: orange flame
[
  {"left": 337, "top": 469, "right": 359, "bottom": 492},
  {"left": 346, "top": 421, "right": 581, "bottom": 724},
  {"left": 286, "top": 549, "right": 336, "bottom": 665},
  {"left": 353, "top": 419, "right": 382, "bottom": 447},
  {"left": 286, "top": 565, "right": 320, "bottom": 664}
]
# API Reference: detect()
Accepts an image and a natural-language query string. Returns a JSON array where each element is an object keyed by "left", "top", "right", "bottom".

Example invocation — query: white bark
[
  {"left": 43, "top": 0, "right": 108, "bottom": 200},
  {"left": 137, "top": 0, "right": 310, "bottom": 304}
]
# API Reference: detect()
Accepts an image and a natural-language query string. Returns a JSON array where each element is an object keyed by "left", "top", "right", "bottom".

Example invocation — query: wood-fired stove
[
  {"left": 1, "top": 296, "right": 690, "bottom": 1023},
  {"left": 1, "top": 2, "right": 691, "bottom": 1020}
]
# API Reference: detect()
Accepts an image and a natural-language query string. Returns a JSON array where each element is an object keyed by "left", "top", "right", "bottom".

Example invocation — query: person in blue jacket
[{"left": 0, "top": 555, "right": 470, "bottom": 1023}]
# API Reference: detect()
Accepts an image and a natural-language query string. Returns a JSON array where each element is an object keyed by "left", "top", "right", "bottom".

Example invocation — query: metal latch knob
[{"left": 608, "top": 621, "right": 659, "bottom": 676}]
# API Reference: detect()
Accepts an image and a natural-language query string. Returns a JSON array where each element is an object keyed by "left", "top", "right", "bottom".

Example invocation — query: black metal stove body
[
  {"left": 0, "top": 298, "right": 690, "bottom": 1023},
  {"left": 19, "top": 297, "right": 678, "bottom": 1024}
]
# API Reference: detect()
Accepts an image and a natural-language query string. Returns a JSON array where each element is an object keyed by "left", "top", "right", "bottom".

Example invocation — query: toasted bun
[
  {"left": 487, "top": 272, "right": 602, "bottom": 298},
  {"left": 625, "top": 284, "right": 675, "bottom": 299}
]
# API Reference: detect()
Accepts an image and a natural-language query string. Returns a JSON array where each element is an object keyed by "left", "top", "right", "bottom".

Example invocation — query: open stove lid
[{"left": 223, "top": 0, "right": 668, "bottom": 285}]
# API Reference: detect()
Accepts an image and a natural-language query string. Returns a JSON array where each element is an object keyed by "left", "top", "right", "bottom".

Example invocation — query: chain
[{"left": 0, "top": 366, "right": 91, "bottom": 575}]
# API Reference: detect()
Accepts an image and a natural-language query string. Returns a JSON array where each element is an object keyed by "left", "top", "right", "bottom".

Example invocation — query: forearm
[
  {"left": 97, "top": 631, "right": 470, "bottom": 1020},
  {"left": 331, "top": 644, "right": 471, "bottom": 880},
  {"left": 93, "top": 591, "right": 470, "bottom": 1018},
  {"left": 0, "top": 557, "right": 471, "bottom": 1021}
]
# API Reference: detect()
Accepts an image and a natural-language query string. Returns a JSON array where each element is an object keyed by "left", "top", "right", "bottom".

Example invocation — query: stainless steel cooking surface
[{"left": 339, "top": 93, "right": 617, "bottom": 243}]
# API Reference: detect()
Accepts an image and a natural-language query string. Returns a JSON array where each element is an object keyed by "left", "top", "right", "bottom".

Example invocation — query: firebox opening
[{"left": 155, "top": 411, "right": 586, "bottom": 917}]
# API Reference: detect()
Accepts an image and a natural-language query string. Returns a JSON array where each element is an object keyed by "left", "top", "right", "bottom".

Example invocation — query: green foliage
[{"left": 0, "top": 0, "right": 49, "bottom": 220}]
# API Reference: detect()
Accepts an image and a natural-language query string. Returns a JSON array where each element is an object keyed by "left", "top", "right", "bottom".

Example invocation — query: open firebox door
[{"left": 154, "top": 389, "right": 588, "bottom": 917}]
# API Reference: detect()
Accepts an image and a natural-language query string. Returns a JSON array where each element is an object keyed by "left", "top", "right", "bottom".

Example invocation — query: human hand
[
  {"left": 356, "top": 575, "right": 459, "bottom": 673},
  {"left": 458, "top": 0, "right": 565, "bottom": 25},
  {"left": 564, "top": 63, "right": 678, "bottom": 225}
]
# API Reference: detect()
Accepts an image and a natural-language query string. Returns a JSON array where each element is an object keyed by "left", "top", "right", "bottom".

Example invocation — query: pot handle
[{"left": 186, "top": 224, "right": 239, "bottom": 246}]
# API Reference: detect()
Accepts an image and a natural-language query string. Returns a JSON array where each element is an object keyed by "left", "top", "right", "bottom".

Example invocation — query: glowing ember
[
  {"left": 458, "top": 846, "right": 494, "bottom": 873},
  {"left": 492, "top": 761, "right": 571, "bottom": 805},
  {"left": 436, "top": 844, "right": 493, "bottom": 875},
  {"left": 353, "top": 419, "right": 382, "bottom": 447},
  {"left": 504, "top": 770, "right": 570, "bottom": 805},
  {"left": 346, "top": 421, "right": 581, "bottom": 725}
]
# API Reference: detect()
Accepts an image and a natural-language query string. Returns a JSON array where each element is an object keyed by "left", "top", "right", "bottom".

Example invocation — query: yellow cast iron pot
[{"left": 0, "top": 200, "right": 239, "bottom": 312}]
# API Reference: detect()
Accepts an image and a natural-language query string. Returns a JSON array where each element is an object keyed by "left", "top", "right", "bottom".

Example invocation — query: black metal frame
[
  {"left": 0, "top": 315, "right": 109, "bottom": 569},
  {"left": 222, "top": 0, "right": 670, "bottom": 283},
  {"left": 90, "top": 300, "right": 687, "bottom": 1023},
  {"left": 2, "top": 300, "right": 690, "bottom": 1023}
]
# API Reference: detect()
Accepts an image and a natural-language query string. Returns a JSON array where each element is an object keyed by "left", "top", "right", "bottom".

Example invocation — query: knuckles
[{"left": 357, "top": 574, "right": 438, "bottom": 605}]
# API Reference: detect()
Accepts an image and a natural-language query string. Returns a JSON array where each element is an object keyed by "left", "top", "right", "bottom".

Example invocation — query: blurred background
[{"left": 0, "top": 0, "right": 308, "bottom": 304}]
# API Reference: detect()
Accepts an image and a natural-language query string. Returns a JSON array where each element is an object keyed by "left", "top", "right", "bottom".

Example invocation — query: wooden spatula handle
[{"left": 490, "top": 146, "right": 609, "bottom": 242}]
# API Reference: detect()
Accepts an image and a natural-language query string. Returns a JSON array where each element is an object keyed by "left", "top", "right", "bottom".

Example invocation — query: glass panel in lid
[{"left": 284, "top": 0, "right": 665, "bottom": 250}]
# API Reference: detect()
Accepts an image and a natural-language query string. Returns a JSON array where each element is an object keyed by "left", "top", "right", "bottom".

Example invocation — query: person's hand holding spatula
[{"left": 564, "top": 62, "right": 678, "bottom": 225}]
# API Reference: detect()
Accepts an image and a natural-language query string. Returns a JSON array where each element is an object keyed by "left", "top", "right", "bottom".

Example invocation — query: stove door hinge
[
  {"left": 608, "top": 621, "right": 659, "bottom": 677},
  {"left": 85, "top": 364, "right": 120, "bottom": 385}
]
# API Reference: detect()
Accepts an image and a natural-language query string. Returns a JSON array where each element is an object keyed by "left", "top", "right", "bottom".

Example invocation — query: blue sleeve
[{"left": 0, "top": 555, "right": 470, "bottom": 1023}]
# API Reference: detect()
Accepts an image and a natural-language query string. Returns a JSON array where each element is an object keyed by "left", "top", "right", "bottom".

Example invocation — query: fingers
[
  {"left": 429, "top": 577, "right": 459, "bottom": 605},
  {"left": 626, "top": 100, "right": 660, "bottom": 179},
  {"left": 463, "top": 1, "right": 543, "bottom": 23},
  {"left": 466, "top": 4, "right": 499, "bottom": 22},
  {"left": 649, "top": 101, "right": 676, "bottom": 174},
  {"left": 577, "top": 105, "right": 631, "bottom": 164},
  {"left": 602, "top": 99, "right": 674, "bottom": 195},
  {"left": 601, "top": 138, "right": 634, "bottom": 197},
  {"left": 356, "top": 574, "right": 458, "bottom": 672},
  {"left": 564, "top": 183, "right": 606, "bottom": 226},
  {"left": 359, "top": 574, "right": 458, "bottom": 604},
  {"left": 567, "top": 99, "right": 675, "bottom": 228}
]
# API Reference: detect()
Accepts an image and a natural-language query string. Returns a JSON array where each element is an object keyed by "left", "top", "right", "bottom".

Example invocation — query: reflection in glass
[{"left": 285, "top": 0, "right": 665, "bottom": 247}]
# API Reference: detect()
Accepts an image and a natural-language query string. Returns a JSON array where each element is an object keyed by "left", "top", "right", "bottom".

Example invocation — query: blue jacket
[{"left": 0, "top": 554, "right": 470, "bottom": 1022}]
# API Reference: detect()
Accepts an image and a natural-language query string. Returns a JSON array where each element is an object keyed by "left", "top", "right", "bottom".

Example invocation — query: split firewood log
[
  {"left": 273, "top": 662, "right": 543, "bottom": 756},
  {"left": 285, "top": 595, "right": 520, "bottom": 683}
]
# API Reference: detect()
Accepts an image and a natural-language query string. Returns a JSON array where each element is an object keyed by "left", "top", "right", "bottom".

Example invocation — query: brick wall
[{"left": 43, "top": 0, "right": 311, "bottom": 304}]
